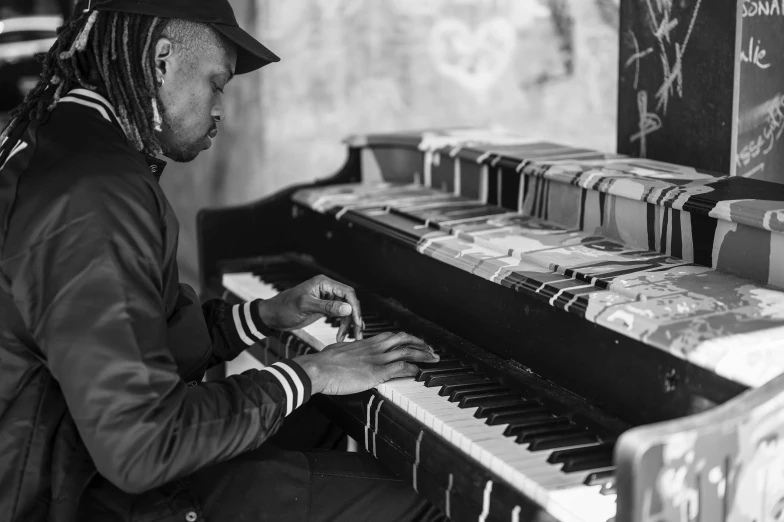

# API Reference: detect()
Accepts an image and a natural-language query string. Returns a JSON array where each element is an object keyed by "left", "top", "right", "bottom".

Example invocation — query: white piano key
[{"left": 224, "top": 271, "right": 617, "bottom": 522}]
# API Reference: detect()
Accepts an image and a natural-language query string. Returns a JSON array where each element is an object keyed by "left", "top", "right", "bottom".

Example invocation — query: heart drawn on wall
[{"left": 429, "top": 17, "right": 517, "bottom": 92}]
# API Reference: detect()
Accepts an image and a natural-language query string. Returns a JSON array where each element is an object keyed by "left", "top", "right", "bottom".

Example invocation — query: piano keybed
[{"left": 222, "top": 259, "right": 619, "bottom": 522}]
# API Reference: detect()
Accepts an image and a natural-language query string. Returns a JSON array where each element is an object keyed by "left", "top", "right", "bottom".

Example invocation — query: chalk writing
[
  {"left": 630, "top": 90, "right": 662, "bottom": 158},
  {"left": 737, "top": 94, "right": 784, "bottom": 169},
  {"left": 740, "top": 37, "right": 771, "bottom": 69},
  {"left": 742, "top": 0, "right": 784, "bottom": 17}
]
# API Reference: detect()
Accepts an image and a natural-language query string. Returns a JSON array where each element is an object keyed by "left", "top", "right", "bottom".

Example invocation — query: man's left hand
[{"left": 258, "top": 275, "right": 364, "bottom": 342}]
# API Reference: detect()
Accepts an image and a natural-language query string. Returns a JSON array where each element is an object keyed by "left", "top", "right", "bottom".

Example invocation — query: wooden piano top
[
  {"left": 346, "top": 129, "right": 784, "bottom": 290},
  {"left": 348, "top": 128, "right": 784, "bottom": 235},
  {"left": 294, "top": 182, "right": 784, "bottom": 389}
]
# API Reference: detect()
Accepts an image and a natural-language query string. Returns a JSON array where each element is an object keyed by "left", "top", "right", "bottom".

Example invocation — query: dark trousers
[{"left": 81, "top": 402, "right": 446, "bottom": 522}]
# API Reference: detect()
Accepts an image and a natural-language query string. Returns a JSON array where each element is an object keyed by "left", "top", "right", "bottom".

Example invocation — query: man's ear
[{"left": 154, "top": 37, "right": 175, "bottom": 84}]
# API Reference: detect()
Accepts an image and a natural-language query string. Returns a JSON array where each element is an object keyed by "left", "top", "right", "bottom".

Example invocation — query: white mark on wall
[{"left": 429, "top": 17, "right": 516, "bottom": 94}]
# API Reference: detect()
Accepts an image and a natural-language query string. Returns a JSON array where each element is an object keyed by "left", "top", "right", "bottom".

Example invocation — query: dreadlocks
[{"left": 0, "top": 9, "right": 167, "bottom": 155}]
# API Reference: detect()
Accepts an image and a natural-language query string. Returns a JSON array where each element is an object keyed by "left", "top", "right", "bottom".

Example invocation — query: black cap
[{"left": 74, "top": 0, "right": 280, "bottom": 74}]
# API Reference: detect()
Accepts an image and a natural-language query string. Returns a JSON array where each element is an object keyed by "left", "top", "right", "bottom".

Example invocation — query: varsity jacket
[{"left": 0, "top": 89, "right": 311, "bottom": 522}]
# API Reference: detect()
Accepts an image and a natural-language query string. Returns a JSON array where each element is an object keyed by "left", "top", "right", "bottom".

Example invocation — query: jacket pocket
[{"left": 130, "top": 479, "right": 203, "bottom": 522}]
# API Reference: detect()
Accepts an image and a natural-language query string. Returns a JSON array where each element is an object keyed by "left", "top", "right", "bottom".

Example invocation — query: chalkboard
[
  {"left": 617, "top": 0, "right": 740, "bottom": 175},
  {"left": 735, "top": 2, "right": 784, "bottom": 182}
]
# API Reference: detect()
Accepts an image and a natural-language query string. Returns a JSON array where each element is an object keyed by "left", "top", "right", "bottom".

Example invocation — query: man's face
[{"left": 154, "top": 32, "right": 237, "bottom": 162}]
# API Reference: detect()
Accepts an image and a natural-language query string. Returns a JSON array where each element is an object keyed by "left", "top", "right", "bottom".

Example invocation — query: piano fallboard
[{"left": 283, "top": 188, "right": 746, "bottom": 427}]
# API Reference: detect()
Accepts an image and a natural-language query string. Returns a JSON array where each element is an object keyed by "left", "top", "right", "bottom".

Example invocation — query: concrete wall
[{"left": 159, "top": 0, "right": 620, "bottom": 288}]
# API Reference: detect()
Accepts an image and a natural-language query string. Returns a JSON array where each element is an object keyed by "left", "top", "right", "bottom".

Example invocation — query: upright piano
[{"left": 197, "top": 128, "right": 784, "bottom": 522}]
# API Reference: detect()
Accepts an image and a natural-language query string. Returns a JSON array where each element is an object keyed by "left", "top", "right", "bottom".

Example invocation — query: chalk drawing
[
  {"left": 429, "top": 17, "right": 516, "bottom": 93},
  {"left": 625, "top": 30, "right": 654, "bottom": 90},
  {"left": 630, "top": 90, "right": 663, "bottom": 158}
]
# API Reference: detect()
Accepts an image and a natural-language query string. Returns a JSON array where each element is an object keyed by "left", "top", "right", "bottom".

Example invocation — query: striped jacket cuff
[
  {"left": 259, "top": 360, "right": 312, "bottom": 416},
  {"left": 227, "top": 300, "right": 277, "bottom": 347}
]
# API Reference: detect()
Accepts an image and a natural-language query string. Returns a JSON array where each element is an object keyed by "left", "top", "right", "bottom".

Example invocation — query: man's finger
[
  {"left": 353, "top": 316, "right": 363, "bottom": 341},
  {"left": 319, "top": 279, "right": 363, "bottom": 340},
  {"left": 372, "top": 332, "right": 430, "bottom": 353},
  {"left": 337, "top": 316, "right": 350, "bottom": 343},
  {"left": 378, "top": 346, "right": 439, "bottom": 365},
  {"left": 306, "top": 297, "right": 352, "bottom": 317},
  {"left": 383, "top": 361, "right": 420, "bottom": 380}
]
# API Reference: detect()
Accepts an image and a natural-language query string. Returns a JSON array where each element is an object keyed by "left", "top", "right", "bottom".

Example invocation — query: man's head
[
  {"left": 0, "top": 4, "right": 265, "bottom": 163},
  {"left": 154, "top": 20, "right": 236, "bottom": 162}
]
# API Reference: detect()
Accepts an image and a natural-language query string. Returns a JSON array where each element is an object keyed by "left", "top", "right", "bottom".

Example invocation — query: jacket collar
[
  {"left": 59, "top": 88, "right": 122, "bottom": 131},
  {"left": 59, "top": 88, "right": 167, "bottom": 178}
]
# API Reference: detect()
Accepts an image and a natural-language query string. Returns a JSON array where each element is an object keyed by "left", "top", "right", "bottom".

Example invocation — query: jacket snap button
[{"left": 185, "top": 511, "right": 198, "bottom": 522}]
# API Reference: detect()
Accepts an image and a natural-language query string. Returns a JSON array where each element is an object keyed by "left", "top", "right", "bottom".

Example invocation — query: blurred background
[{"left": 1, "top": 0, "right": 620, "bottom": 289}]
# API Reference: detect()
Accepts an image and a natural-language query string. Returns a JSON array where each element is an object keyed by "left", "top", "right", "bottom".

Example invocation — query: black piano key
[
  {"left": 449, "top": 386, "right": 509, "bottom": 402},
  {"left": 561, "top": 455, "right": 614, "bottom": 473},
  {"left": 364, "top": 324, "right": 395, "bottom": 332},
  {"left": 415, "top": 366, "right": 471, "bottom": 382},
  {"left": 424, "top": 373, "right": 487, "bottom": 388},
  {"left": 429, "top": 347, "right": 454, "bottom": 357},
  {"left": 502, "top": 418, "right": 569, "bottom": 437},
  {"left": 459, "top": 392, "right": 521, "bottom": 409},
  {"left": 349, "top": 329, "right": 397, "bottom": 340},
  {"left": 516, "top": 425, "right": 579, "bottom": 444},
  {"left": 254, "top": 273, "right": 297, "bottom": 282},
  {"left": 423, "top": 371, "right": 476, "bottom": 387},
  {"left": 416, "top": 359, "right": 468, "bottom": 371},
  {"left": 486, "top": 409, "right": 551, "bottom": 426},
  {"left": 359, "top": 327, "right": 393, "bottom": 335},
  {"left": 584, "top": 469, "right": 615, "bottom": 487},
  {"left": 439, "top": 381, "right": 501, "bottom": 397},
  {"left": 547, "top": 441, "right": 616, "bottom": 465},
  {"left": 474, "top": 400, "right": 541, "bottom": 419},
  {"left": 362, "top": 318, "right": 390, "bottom": 324},
  {"left": 528, "top": 432, "right": 598, "bottom": 451}
]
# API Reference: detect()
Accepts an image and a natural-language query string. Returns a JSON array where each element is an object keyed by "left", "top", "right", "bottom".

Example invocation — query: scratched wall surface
[
  {"left": 161, "top": 0, "right": 620, "bottom": 289},
  {"left": 616, "top": 0, "right": 739, "bottom": 175}
]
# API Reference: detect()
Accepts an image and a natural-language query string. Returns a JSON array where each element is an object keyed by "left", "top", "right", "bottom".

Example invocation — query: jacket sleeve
[
  {"left": 195, "top": 287, "right": 278, "bottom": 365},
  {"left": 12, "top": 179, "right": 311, "bottom": 494}
]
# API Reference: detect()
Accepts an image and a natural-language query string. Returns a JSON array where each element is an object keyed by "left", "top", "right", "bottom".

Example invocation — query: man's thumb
[{"left": 313, "top": 298, "right": 352, "bottom": 317}]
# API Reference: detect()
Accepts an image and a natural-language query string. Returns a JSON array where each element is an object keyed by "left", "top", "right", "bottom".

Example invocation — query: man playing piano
[{"left": 0, "top": 1, "right": 445, "bottom": 521}]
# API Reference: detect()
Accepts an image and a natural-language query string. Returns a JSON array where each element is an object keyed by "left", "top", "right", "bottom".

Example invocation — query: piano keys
[
  {"left": 223, "top": 263, "right": 618, "bottom": 522},
  {"left": 199, "top": 129, "right": 784, "bottom": 521}
]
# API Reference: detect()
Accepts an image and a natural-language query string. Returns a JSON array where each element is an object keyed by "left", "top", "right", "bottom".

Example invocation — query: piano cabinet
[{"left": 198, "top": 130, "right": 784, "bottom": 522}]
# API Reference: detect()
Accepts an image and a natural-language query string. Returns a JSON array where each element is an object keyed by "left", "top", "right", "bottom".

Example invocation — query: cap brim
[{"left": 211, "top": 24, "right": 280, "bottom": 75}]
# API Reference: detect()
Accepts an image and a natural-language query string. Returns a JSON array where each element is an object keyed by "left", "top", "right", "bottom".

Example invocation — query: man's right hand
[{"left": 293, "top": 332, "right": 439, "bottom": 395}]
